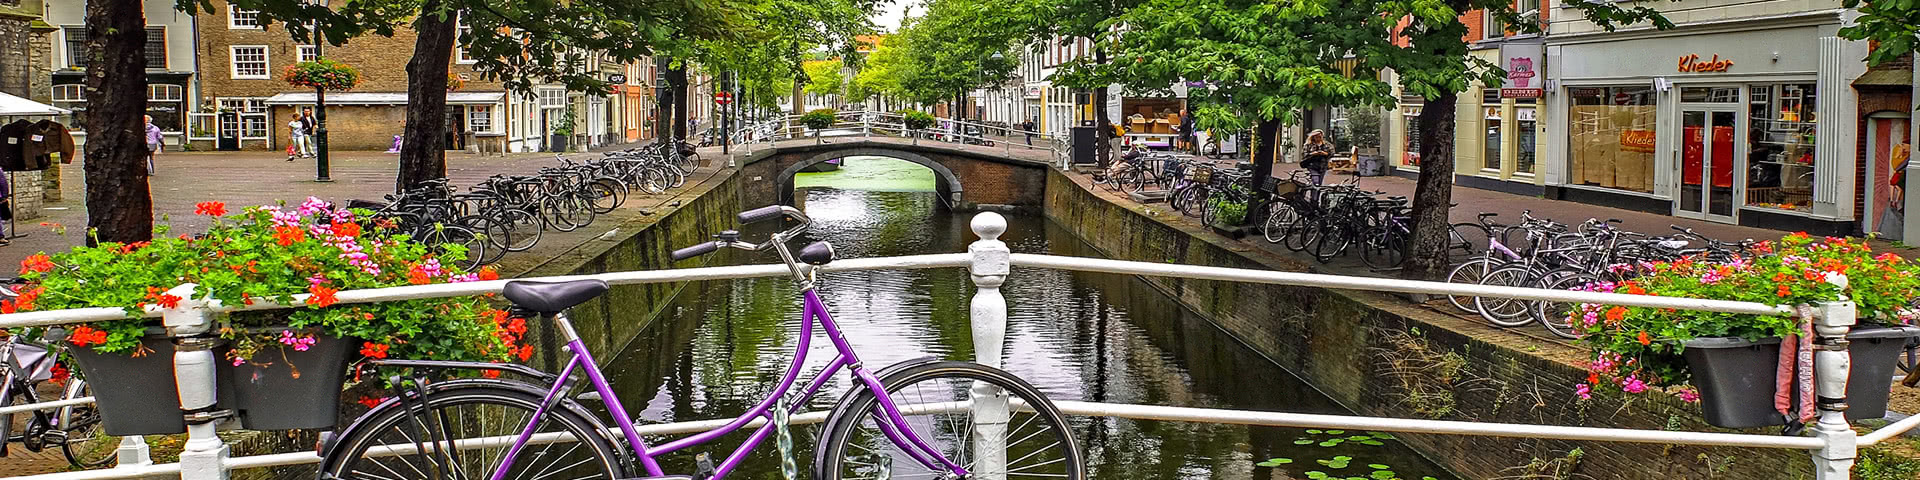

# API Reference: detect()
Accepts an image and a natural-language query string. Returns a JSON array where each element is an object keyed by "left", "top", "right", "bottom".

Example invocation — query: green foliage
[
  {"left": 553, "top": 105, "right": 578, "bottom": 138},
  {"left": 900, "top": 109, "right": 937, "bottom": 130},
  {"left": 1841, "top": 0, "right": 1920, "bottom": 66},
  {"left": 18, "top": 200, "right": 516, "bottom": 372},
  {"left": 183, "top": 0, "right": 745, "bottom": 96},
  {"left": 802, "top": 59, "right": 846, "bottom": 97},
  {"left": 1858, "top": 438, "right": 1920, "bottom": 480},
  {"left": 687, "top": 0, "right": 879, "bottom": 110},
  {"left": 282, "top": 58, "right": 361, "bottom": 91},
  {"left": 1334, "top": 107, "right": 1382, "bottom": 151},
  {"left": 852, "top": 35, "right": 911, "bottom": 102},
  {"left": 868, "top": 0, "right": 1026, "bottom": 105},
  {"left": 801, "top": 108, "right": 838, "bottom": 129},
  {"left": 1572, "top": 235, "right": 1920, "bottom": 397}
]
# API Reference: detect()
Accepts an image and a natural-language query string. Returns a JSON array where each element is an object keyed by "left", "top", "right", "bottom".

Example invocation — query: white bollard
[
  {"left": 968, "top": 212, "right": 1011, "bottom": 480},
  {"left": 114, "top": 435, "right": 151, "bottom": 467},
  {"left": 1810, "top": 300, "right": 1858, "bottom": 480},
  {"left": 163, "top": 283, "right": 229, "bottom": 480}
]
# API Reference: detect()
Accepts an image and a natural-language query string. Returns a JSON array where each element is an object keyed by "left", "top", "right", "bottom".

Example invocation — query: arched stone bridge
[{"left": 734, "top": 138, "right": 1054, "bottom": 210}]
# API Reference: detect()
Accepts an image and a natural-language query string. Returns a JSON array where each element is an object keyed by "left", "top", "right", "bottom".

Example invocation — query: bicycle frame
[{"left": 490, "top": 248, "right": 962, "bottom": 480}]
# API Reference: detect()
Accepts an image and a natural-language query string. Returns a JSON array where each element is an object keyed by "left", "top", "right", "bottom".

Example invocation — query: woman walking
[
  {"left": 1301, "top": 129, "right": 1333, "bottom": 186},
  {"left": 287, "top": 113, "right": 307, "bottom": 162}
]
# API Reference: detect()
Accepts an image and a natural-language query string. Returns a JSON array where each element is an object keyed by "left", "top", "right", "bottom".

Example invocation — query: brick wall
[
  {"left": 0, "top": 15, "right": 47, "bottom": 218},
  {"left": 738, "top": 141, "right": 1051, "bottom": 210},
  {"left": 269, "top": 104, "right": 406, "bottom": 151},
  {"left": 1046, "top": 170, "right": 1812, "bottom": 479}
]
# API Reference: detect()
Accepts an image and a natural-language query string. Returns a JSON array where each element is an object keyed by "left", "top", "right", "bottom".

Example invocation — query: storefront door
[
  {"left": 1864, "top": 114, "right": 1911, "bottom": 240},
  {"left": 1675, "top": 106, "right": 1740, "bottom": 222}
]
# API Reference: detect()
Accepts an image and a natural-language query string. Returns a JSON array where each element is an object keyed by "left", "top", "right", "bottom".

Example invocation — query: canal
[{"left": 601, "top": 157, "right": 1454, "bottom": 480}]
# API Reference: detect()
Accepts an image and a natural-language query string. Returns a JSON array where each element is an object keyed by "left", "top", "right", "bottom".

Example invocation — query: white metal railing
[{"left": 0, "top": 212, "right": 1904, "bottom": 480}]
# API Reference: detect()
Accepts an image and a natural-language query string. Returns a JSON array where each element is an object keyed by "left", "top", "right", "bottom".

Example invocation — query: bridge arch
[{"left": 777, "top": 148, "right": 966, "bottom": 208}]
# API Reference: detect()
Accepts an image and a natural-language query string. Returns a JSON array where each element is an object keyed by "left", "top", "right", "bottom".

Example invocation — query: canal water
[{"left": 601, "top": 157, "right": 1454, "bottom": 480}]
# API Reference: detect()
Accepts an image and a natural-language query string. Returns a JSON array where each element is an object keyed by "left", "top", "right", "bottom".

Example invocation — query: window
[
  {"left": 1745, "top": 83, "right": 1819, "bottom": 212},
  {"left": 144, "top": 27, "right": 167, "bottom": 69},
  {"left": 230, "top": 45, "right": 269, "bottom": 79},
  {"left": 1483, "top": 9, "right": 1504, "bottom": 40},
  {"left": 51, "top": 85, "right": 84, "bottom": 102},
  {"left": 1484, "top": 106, "right": 1502, "bottom": 170},
  {"left": 539, "top": 88, "right": 566, "bottom": 109},
  {"left": 62, "top": 27, "right": 85, "bottom": 69},
  {"left": 1515, "top": 106, "right": 1537, "bottom": 174},
  {"left": 1566, "top": 86, "right": 1657, "bottom": 193},
  {"left": 217, "top": 98, "right": 269, "bottom": 138},
  {"left": 469, "top": 105, "right": 493, "bottom": 133},
  {"left": 147, "top": 84, "right": 182, "bottom": 102},
  {"left": 1402, "top": 104, "right": 1423, "bottom": 166},
  {"left": 455, "top": 12, "right": 475, "bottom": 64},
  {"left": 229, "top": 6, "right": 262, "bottom": 29},
  {"left": 298, "top": 45, "right": 318, "bottom": 63}
]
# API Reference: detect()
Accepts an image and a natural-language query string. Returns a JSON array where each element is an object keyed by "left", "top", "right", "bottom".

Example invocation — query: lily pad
[
  {"left": 1255, "top": 458, "right": 1295, "bottom": 467},
  {"left": 1305, "top": 472, "right": 1329, "bottom": 480},
  {"left": 1307, "top": 429, "right": 1323, "bottom": 434},
  {"left": 1369, "top": 431, "right": 1396, "bottom": 440},
  {"left": 1295, "top": 439, "right": 1316, "bottom": 445},
  {"left": 1368, "top": 464, "right": 1391, "bottom": 469},
  {"left": 1325, "top": 430, "right": 1345, "bottom": 435},
  {"left": 1371, "top": 470, "right": 1397, "bottom": 480},
  {"left": 1318, "top": 440, "right": 1340, "bottom": 447},
  {"left": 1360, "top": 440, "right": 1385, "bottom": 446}
]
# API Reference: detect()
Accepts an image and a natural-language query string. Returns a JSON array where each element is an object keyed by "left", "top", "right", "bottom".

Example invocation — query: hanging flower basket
[
  {"left": 447, "top": 72, "right": 466, "bottom": 92},
  {"left": 19, "top": 198, "right": 521, "bottom": 434},
  {"left": 283, "top": 59, "right": 362, "bottom": 91},
  {"left": 1566, "top": 234, "right": 1920, "bottom": 428}
]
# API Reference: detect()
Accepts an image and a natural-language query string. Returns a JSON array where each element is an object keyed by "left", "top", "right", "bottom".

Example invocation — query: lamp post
[{"left": 312, "top": 21, "right": 331, "bottom": 182}]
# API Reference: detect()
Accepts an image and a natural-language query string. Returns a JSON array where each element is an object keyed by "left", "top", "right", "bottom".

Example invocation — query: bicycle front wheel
[
  {"left": 318, "top": 385, "right": 626, "bottom": 480},
  {"left": 58, "top": 379, "right": 117, "bottom": 468},
  {"left": 816, "top": 361, "right": 1084, "bottom": 480}
]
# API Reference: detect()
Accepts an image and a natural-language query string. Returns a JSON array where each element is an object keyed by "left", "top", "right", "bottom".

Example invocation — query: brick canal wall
[{"left": 1041, "top": 169, "right": 1811, "bottom": 479}]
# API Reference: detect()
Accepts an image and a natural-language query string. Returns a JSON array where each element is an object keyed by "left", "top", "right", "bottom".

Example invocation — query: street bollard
[
  {"left": 163, "top": 283, "right": 229, "bottom": 480},
  {"left": 968, "top": 212, "right": 1011, "bottom": 480},
  {"left": 1811, "top": 300, "right": 1858, "bottom": 480}
]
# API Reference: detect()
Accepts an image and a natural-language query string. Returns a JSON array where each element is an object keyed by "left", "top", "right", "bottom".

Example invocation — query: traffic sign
[{"left": 714, "top": 91, "right": 734, "bottom": 105}]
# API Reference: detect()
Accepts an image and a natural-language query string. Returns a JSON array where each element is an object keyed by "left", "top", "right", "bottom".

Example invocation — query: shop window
[
  {"left": 1484, "top": 105, "right": 1502, "bottom": 171},
  {"left": 1515, "top": 106, "right": 1537, "bottom": 174},
  {"left": 1681, "top": 86, "right": 1740, "bottom": 103},
  {"left": 147, "top": 84, "right": 182, "bottom": 102},
  {"left": 1402, "top": 104, "right": 1423, "bottom": 166},
  {"left": 51, "top": 84, "right": 83, "bottom": 103},
  {"left": 1567, "top": 86, "right": 1656, "bottom": 193},
  {"left": 1745, "top": 83, "right": 1818, "bottom": 212},
  {"left": 469, "top": 105, "right": 493, "bottom": 134}
]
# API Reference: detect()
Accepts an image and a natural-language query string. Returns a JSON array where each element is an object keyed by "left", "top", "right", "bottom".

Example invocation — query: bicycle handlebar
[{"left": 739, "top": 205, "right": 787, "bottom": 225}]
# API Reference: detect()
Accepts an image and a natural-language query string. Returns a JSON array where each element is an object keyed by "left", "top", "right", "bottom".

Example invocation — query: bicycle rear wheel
[
  {"left": 1262, "top": 202, "right": 1298, "bottom": 244},
  {"left": 816, "top": 361, "right": 1083, "bottom": 480},
  {"left": 318, "top": 385, "right": 626, "bottom": 480},
  {"left": 1534, "top": 269, "right": 1600, "bottom": 339},
  {"left": 1444, "top": 259, "right": 1493, "bottom": 314},
  {"left": 1475, "top": 265, "right": 1540, "bottom": 327}
]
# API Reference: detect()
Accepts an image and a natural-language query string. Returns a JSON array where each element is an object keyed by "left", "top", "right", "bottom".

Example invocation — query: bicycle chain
[{"left": 774, "top": 398, "right": 797, "bottom": 480}]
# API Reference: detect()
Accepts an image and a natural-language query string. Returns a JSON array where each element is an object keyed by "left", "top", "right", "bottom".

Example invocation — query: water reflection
[{"left": 599, "top": 161, "right": 1454, "bottom": 479}]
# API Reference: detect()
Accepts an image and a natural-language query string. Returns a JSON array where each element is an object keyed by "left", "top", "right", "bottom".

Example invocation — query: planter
[
  {"left": 1681, "top": 326, "right": 1920, "bottom": 428},
  {"left": 67, "top": 329, "right": 357, "bottom": 435},
  {"left": 67, "top": 330, "right": 188, "bottom": 436},
  {"left": 222, "top": 332, "right": 357, "bottom": 430}
]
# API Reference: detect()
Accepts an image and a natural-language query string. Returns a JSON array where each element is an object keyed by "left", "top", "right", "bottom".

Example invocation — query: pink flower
[
  {"left": 298, "top": 196, "right": 332, "bottom": 216},
  {"left": 1678, "top": 387, "right": 1700, "bottom": 403},
  {"left": 1575, "top": 384, "right": 1592, "bottom": 400},
  {"left": 1619, "top": 375, "right": 1648, "bottom": 394}
]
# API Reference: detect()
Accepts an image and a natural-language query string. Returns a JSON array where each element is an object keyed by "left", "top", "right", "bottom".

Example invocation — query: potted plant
[
  {"left": 801, "top": 108, "right": 838, "bottom": 144},
  {"left": 19, "top": 199, "right": 520, "bottom": 435},
  {"left": 551, "top": 106, "right": 576, "bottom": 153},
  {"left": 282, "top": 59, "right": 362, "bottom": 91},
  {"left": 1569, "top": 234, "right": 1920, "bottom": 428},
  {"left": 901, "top": 109, "right": 936, "bottom": 145}
]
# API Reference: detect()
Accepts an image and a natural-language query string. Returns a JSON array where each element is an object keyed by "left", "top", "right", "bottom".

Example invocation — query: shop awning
[
  {"left": 264, "top": 91, "right": 507, "bottom": 106},
  {"left": 0, "top": 92, "right": 70, "bottom": 116},
  {"left": 1854, "top": 69, "right": 1912, "bottom": 87}
]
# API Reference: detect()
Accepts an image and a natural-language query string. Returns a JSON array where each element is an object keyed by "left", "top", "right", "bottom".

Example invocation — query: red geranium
[{"left": 195, "top": 201, "right": 227, "bottom": 217}]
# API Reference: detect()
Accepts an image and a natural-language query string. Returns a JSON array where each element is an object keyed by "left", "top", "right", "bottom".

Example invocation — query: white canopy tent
[{"left": 0, "top": 92, "right": 70, "bottom": 116}]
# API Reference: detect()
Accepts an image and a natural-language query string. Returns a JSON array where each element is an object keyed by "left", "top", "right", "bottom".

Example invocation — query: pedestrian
[
  {"left": 1301, "top": 129, "right": 1333, "bottom": 186},
  {"left": 1021, "top": 118, "right": 1035, "bottom": 146},
  {"left": 287, "top": 113, "right": 306, "bottom": 162},
  {"left": 299, "top": 107, "right": 317, "bottom": 158},
  {"left": 143, "top": 115, "right": 162, "bottom": 174}
]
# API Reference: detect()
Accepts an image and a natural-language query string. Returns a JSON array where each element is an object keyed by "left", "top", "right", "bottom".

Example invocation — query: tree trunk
[
  {"left": 82, "top": 0, "right": 152, "bottom": 245},
  {"left": 397, "top": 3, "right": 455, "bottom": 192},
  {"left": 668, "top": 63, "right": 688, "bottom": 141},
  {"left": 1250, "top": 118, "right": 1283, "bottom": 193},
  {"left": 1401, "top": 89, "right": 1459, "bottom": 281},
  {"left": 1092, "top": 48, "right": 1113, "bottom": 168}
]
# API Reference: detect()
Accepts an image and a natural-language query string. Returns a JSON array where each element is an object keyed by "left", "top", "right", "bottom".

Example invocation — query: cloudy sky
[{"left": 871, "top": 1, "right": 913, "bottom": 32}]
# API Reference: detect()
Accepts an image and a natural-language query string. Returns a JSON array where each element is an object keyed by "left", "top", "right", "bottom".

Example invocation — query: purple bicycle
[{"left": 316, "top": 205, "right": 1084, "bottom": 480}]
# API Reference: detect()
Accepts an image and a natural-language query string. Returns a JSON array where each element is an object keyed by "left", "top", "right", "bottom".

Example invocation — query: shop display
[
  {"left": 1744, "top": 83, "right": 1818, "bottom": 212},
  {"left": 1567, "top": 86, "right": 1657, "bottom": 193}
]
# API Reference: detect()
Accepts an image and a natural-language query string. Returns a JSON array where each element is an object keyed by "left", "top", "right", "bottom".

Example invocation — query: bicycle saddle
[{"left": 504, "top": 280, "right": 609, "bottom": 314}]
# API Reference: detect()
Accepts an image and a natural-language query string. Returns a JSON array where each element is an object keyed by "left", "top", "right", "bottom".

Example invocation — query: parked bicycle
[
  {"left": 316, "top": 206, "right": 1085, "bottom": 480},
  {"left": 1, "top": 280, "right": 116, "bottom": 468}
]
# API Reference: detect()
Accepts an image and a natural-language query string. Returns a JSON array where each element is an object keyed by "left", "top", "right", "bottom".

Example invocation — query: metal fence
[
  {"left": 727, "top": 110, "right": 1069, "bottom": 166},
  {"left": 0, "top": 212, "right": 1909, "bottom": 480}
]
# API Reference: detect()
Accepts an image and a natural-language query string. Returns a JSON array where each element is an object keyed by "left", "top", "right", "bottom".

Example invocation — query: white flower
[{"left": 1823, "top": 271, "right": 1849, "bottom": 290}]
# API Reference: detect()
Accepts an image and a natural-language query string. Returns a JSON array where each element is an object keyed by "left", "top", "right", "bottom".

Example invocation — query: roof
[
  {"left": 1854, "top": 69, "right": 1913, "bottom": 87},
  {"left": 0, "top": 91, "right": 70, "bottom": 116},
  {"left": 264, "top": 91, "right": 507, "bottom": 106}
]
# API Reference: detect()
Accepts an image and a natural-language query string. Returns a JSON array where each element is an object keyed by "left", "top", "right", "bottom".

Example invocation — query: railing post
[
  {"left": 115, "top": 435, "right": 152, "bottom": 467},
  {"left": 1811, "top": 300, "right": 1858, "bottom": 480},
  {"left": 968, "top": 212, "right": 1011, "bottom": 480},
  {"left": 164, "top": 283, "right": 229, "bottom": 480}
]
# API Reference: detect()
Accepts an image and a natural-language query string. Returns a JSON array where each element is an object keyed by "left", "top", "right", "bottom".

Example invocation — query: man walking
[
  {"left": 143, "top": 115, "right": 162, "bottom": 174},
  {"left": 299, "top": 107, "right": 317, "bottom": 158},
  {"left": 1021, "top": 118, "right": 1035, "bottom": 146}
]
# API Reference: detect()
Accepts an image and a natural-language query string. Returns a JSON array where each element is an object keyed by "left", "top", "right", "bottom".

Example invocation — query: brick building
[
  {"left": 46, "top": 0, "right": 199, "bottom": 147},
  {"left": 190, "top": 0, "right": 507, "bottom": 152}
]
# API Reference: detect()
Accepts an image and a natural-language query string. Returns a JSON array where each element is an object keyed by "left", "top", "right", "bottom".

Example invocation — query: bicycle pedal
[
  {"left": 576, "top": 391, "right": 603, "bottom": 402},
  {"left": 694, "top": 452, "right": 717, "bottom": 478},
  {"left": 39, "top": 430, "right": 68, "bottom": 445}
]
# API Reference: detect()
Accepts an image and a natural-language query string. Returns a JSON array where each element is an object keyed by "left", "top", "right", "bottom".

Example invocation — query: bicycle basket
[
  {"left": 1270, "top": 177, "right": 1302, "bottom": 197},
  {"left": 1190, "top": 167, "right": 1213, "bottom": 184}
]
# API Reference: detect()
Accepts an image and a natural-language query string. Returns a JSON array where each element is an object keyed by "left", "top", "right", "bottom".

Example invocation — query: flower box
[
  {"left": 68, "top": 329, "right": 359, "bottom": 435},
  {"left": 1681, "top": 326, "right": 1920, "bottom": 428}
]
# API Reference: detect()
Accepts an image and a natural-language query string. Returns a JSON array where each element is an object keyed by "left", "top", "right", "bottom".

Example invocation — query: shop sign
[
  {"left": 1620, "top": 129, "right": 1656, "bottom": 153},
  {"left": 1026, "top": 87, "right": 1042, "bottom": 97},
  {"left": 1677, "top": 54, "right": 1734, "bottom": 73},
  {"left": 1515, "top": 108, "right": 1536, "bottom": 122},
  {"left": 1499, "top": 42, "right": 1545, "bottom": 98}
]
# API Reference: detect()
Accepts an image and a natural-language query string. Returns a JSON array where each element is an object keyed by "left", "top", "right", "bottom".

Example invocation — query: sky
[{"left": 871, "top": 0, "right": 913, "bottom": 33}]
